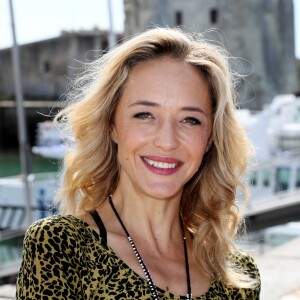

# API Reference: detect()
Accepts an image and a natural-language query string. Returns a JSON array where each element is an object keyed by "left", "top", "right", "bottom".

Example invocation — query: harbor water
[{"left": 0, "top": 152, "right": 60, "bottom": 178}]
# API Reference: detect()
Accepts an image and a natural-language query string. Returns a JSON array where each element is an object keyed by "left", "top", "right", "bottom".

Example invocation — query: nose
[{"left": 153, "top": 120, "right": 180, "bottom": 151}]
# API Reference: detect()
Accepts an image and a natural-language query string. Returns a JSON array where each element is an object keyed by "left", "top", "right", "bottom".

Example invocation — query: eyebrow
[
  {"left": 129, "top": 100, "right": 208, "bottom": 116},
  {"left": 181, "top": 106, "right": 207, "bottom": 115},
  {"left": 129, "top": 100, "right": 158, "bottom": 108}
]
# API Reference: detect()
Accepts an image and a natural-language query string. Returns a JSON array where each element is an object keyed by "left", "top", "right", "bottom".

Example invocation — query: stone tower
[{"left": 123, "top": 0, "right": 297, "bottom": 110}]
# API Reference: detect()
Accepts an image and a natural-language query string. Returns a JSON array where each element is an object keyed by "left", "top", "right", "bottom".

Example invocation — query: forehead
[
  {"left": 120, "top": 57, "right": 211, "bottom": 108},
  {"left": 127, "top": 57, "right": 204, "bottom": 84}
]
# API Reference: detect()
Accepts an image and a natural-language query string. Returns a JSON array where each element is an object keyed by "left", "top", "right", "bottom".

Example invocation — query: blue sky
[{"left": 0, "top": 0, "right": 300, "bottom": 58}]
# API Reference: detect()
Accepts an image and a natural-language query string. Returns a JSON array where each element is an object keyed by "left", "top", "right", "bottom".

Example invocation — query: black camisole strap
[{"left": 90, "top": 210, "right": 107, "bottom": 244}]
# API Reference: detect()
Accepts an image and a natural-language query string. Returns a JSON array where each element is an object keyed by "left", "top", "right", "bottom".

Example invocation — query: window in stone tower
[
  {"left": 210, "top": 8, "right": 218, "bottom": 24},
  {"left": 43, "top": 61, "right": 51, "bottom": 73},
  {"left": 175, "top": 11, "right": 183, "bottom": 26}
]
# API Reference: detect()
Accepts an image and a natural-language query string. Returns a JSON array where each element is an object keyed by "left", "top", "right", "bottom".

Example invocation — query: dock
[{"left": 253, "top": 236, "right": 300, "bottom": 300}]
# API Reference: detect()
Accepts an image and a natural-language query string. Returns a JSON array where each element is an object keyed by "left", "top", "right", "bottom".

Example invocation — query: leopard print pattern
[{"left": 17, "top": 215, "right": 260, "bottom": 299}]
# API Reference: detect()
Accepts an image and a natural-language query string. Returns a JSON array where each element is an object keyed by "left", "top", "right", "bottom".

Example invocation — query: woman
[{"left": 17, "top": 28, "right": 260, "bottom": 299}]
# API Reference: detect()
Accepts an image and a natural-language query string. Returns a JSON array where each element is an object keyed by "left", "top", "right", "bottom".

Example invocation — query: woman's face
[{"left": 111, "top": 57, "right": 213, "bottom": 200}]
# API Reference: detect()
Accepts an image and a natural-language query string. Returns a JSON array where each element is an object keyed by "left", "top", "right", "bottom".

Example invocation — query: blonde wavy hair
[{"left": 55, "top": 27, "right": 255, "bottom": 287}]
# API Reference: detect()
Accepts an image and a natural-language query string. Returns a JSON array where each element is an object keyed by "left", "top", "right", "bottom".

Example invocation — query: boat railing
[{"left": 0, "top": 172, "right": 60, "bottom": 230}]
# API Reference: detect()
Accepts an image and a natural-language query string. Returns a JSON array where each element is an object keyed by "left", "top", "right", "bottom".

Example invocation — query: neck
[{"left": 109, "top": 188, "right": 183, "bottom": 247}]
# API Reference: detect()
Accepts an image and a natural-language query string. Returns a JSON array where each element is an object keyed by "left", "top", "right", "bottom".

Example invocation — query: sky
[
  {"left": 0, "top": 0, "right": 300, "bottom": 58},
  {"left": 0, "top": 0, "right": 124, "bottom": 46}
]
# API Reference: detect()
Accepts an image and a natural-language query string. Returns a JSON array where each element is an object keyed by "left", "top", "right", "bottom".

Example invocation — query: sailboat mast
[
  {"left": 8, "top": 0, "right": 32, "bottom": 228},
  {"left": 107, "top": 0, "right": 116, "bottom": 48}
]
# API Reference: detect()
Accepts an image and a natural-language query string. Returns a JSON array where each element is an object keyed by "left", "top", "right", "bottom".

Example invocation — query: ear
[
  {"left": 205, "top": 137, "right": 213, "bottom": 153},
  {"left": 110, "top": 125, "right": 118, "bottom": 144}
]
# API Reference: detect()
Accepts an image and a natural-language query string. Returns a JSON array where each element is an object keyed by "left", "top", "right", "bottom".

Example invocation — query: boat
[
  {"left": 235, "top": 93, "right": 300, "bottom": 202},
  {"left": 31, "top": 121, "right": 67, "bottom": 160},
  {"left": 0, "top": 172, "right": 59, "bottom": 230}
]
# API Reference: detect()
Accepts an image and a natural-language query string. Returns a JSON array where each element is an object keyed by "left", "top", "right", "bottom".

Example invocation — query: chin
[{"left": 144, "top": 184, "right": 182, "bottom": 200}]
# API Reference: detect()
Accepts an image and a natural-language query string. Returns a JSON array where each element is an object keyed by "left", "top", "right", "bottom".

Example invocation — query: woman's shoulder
[
  {"left": 24, "top": 214, "right": 93, "bottom": 245},
  {"left": 27, "top": 214, "right": 85, "bottom": 231},
  {"left": 223, "top": 249, "right": 261, "bottom": 298},
  {"left": 228, "top": 249, "right": 259, "bottom": 277}
]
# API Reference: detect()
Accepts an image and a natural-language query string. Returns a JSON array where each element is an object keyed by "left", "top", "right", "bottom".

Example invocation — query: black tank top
[{"left": 90, "top": 210, "right": 107, "bottom": 243}]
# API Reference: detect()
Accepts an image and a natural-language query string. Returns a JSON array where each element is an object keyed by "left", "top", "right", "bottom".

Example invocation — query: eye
[
  {"left": 133, "top": 112, "right": 153, "bottom": 120},
  {"left": 183, "top": 117, "right": 202, "bottom": 126}
]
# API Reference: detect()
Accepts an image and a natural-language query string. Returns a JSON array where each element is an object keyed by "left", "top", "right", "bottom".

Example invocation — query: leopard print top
[{"left": 17, "top": 215, "right": 260, "bottom": 299}]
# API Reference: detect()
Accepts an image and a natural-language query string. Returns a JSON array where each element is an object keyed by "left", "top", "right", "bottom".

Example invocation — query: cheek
[
  {"left": 185, "top": 131, "right": 210, "bottom": 149},
  {"left": 128, "top": 126, "right": 148, "bottom": 139},
  {"left": 186, "top": 134, "right": 210, "bottom": 163},
  {"left": 115, "top": 125, "right": 149, "bottom": 156}
]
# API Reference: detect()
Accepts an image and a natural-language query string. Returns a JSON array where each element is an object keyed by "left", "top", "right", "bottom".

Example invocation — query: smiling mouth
[{"left": 142, "top": 157, "right": 181, "bottom": 169}]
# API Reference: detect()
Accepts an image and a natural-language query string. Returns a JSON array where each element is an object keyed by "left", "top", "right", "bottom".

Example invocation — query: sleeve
[{"left": 16, "top": 217, "right": 83, "bottom": 300}]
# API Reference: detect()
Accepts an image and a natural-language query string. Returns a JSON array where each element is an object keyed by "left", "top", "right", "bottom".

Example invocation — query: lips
[{"left": 141, "top": 156, "right": 182, "bottom": 175}]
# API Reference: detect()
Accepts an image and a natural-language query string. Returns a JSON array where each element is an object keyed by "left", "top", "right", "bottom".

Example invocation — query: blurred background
[{"left": 0, "top": 0, "right": 299, "bottom": 299}]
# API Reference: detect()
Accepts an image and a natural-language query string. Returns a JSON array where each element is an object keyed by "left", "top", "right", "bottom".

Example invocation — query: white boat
[
  {"left": 31, "top": 121, "right": 67, "bottom": 160},
  {"left": 235, "top": 93, "right": 300, "bottom": 201},
  {"left": 236, "top": 93, "right": 300, "bottom": 248},
  {"left": 0, "top": 172, "right": 59, "bottom": 229}
]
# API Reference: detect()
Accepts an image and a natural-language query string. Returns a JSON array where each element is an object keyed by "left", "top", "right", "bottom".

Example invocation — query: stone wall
[
  {"left": 124, "top": 0, "right": 298, "bottom": 110},
  {"left": 0, "top": 31, "right": 117, "bottom": 150},
  {"left": 0, "top": 31, "right": 112, "bottom": 100}
]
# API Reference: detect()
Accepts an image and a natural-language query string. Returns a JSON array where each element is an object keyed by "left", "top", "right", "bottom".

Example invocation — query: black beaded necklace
[{"left": 108, "top": 195, "right": 192, "bottom": 300}]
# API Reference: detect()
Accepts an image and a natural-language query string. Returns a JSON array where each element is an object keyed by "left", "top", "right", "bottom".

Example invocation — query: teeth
[{"left": 144, "top": 158, "right": 178, "bottom": 169}]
